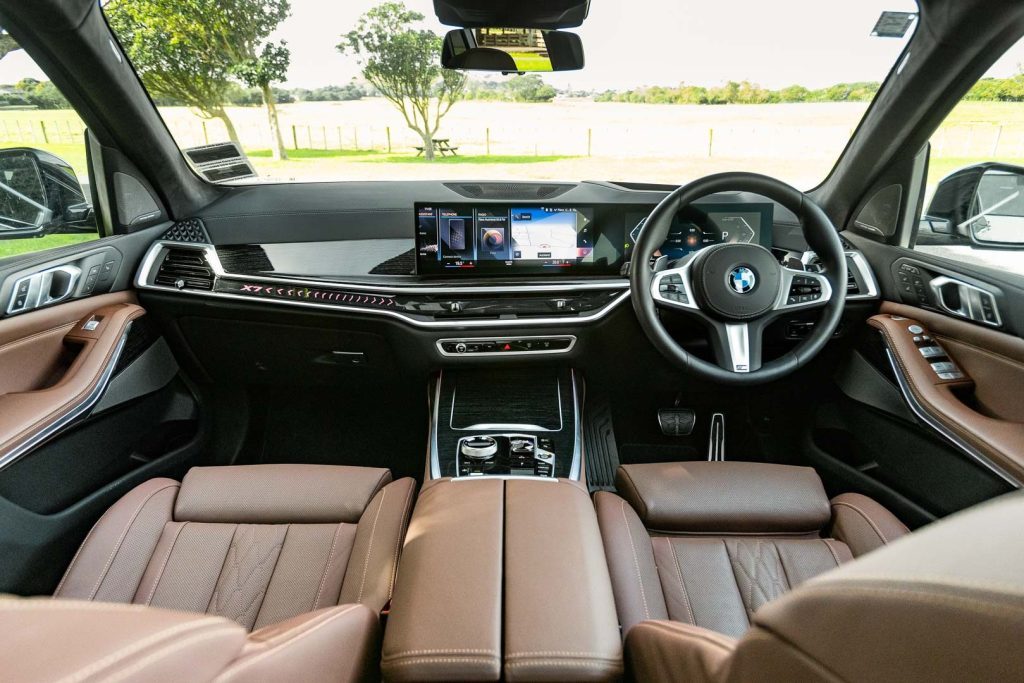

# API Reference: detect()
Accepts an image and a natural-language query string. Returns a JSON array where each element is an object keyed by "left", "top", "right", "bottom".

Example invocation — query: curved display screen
[
  {"left": 415, "top": 201, "right": 774, "bottom": 276},
  {"left": 416, "top": 203, "right": 624, "bottom": 276}
]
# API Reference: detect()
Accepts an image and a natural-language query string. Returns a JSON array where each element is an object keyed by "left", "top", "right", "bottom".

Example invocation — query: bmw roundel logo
[{"left": 729, "top": 266, "right": 757, "bottom": 294}]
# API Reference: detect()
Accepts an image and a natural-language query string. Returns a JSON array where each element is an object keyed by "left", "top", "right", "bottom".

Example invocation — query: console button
[{"left": 907, "top": 324, "right": 924, "bottom": 334}]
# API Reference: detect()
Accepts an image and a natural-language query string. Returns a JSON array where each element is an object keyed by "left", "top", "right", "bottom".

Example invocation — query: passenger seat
[{"left": 7, "top": 464, "right": 416, "bottom": 681}]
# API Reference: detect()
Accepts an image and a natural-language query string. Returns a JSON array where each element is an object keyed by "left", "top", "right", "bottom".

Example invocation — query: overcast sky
[{"left": 2, "top": 1, "right": 1024, "bottom": 90}]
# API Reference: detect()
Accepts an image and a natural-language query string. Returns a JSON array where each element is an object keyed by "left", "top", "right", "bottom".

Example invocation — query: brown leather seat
[
  {"left": 596, "top": 461, "right": 909, "bottom": 638},
  {"left": 13, "top": 463, "right": 416, "bottom": 682},
  {"left": 619, "top": 489, "right": 1024, "bottom": 682}
]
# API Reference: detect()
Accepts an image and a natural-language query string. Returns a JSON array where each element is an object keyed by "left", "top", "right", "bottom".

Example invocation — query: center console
[
  {"left": 382, "top": 477, "right": 623, "bottom": 681},
  {"left": 430, "top": 367, "right": 580, "bottom": 480}
]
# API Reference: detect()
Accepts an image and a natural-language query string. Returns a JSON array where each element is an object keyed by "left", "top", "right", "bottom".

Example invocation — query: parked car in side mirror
[
  {"left": 441, "top": 27, "right": 584, "bottom": 73},
  {"left": 919, "top": 162, "right": 1024, "bottom": 250},
  {"left": 0, "top": 147, "right": 95, "bottom": 240}
]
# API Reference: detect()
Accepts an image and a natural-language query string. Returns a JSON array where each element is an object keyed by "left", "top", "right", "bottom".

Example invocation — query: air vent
[
  {"left": 847, "top": 271, "right": 860, "bottom": 294},
  {"left": 155, "top": 248, "right": 214, "bottom": 290},
  {"left": 161, "top": 218, "right": 210, "bottom": 243},
  {"left": 443, "top": 182, "right": 574, "bottom": 200}
]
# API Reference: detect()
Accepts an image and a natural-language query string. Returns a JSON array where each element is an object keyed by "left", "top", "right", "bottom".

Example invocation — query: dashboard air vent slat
[{"left": 155, "top": 248, "right": 214, "bottom": 290}]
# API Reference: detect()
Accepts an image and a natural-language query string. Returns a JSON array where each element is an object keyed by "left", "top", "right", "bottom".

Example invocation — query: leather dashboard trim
[{"left": 870, "top": 306, "right": 1024, "bottom": 486}]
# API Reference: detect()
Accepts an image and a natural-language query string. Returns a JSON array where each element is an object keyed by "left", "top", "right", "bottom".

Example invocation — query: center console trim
[{"left": 429, "top": 369, "right": 582, "bottom": 480}]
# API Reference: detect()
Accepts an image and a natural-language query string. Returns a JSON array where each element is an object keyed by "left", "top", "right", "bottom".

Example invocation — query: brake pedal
[
  {"left": 658, "top": 409, "right": 695, "bottom": 436},
  {"left": 707, "top": 413, "right": 725, "bottom": 461}
]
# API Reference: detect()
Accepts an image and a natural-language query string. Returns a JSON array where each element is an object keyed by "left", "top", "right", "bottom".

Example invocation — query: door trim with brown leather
[
  {"left": 0, "top": 292, "right": 142, "bottom": 471},
  {"left": 872, "top": 301, "right": 1024, "bottom": 488}
]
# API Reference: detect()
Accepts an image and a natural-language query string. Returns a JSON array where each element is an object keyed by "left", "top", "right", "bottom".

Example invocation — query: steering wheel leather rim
[{"left": 630, "top": 171, "right": 847, "bottom": 386}]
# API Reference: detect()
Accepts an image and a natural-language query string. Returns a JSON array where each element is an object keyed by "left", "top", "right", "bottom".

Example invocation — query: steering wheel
[{"left": 630, "top": 172, "right": 847, "bottom": 386}]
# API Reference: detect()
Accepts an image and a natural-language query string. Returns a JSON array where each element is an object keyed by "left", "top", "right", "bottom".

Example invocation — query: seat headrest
[
  {"left": 175, "top": 464, "right": 392, "bottom": 524},
  {"left": 616, "top": 461, "right": 830, "bottom": 534}
]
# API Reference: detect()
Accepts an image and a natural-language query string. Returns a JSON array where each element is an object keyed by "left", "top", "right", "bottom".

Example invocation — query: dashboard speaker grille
[
  {"left": 155, "top": 248, "right": 214, "bottom": 290},
  {"left": 161, "top": 218, "right": 210, "bottom": 243},
  {"left": 444, "top": 182, "right": 574, "bottom": 200}
]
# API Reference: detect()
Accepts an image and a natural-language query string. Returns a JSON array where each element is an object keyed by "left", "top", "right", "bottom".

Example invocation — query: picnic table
[{"left": 415, "top": 138, "right": 459, "bottom": 156}]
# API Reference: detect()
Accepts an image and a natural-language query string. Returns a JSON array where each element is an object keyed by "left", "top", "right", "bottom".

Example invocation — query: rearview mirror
[
  {"left": 0, "top": 148, "right": 94, "bottom": 240},
  {"left": 921, "top": 162, "right": 1024, "bottom": 250},
  {"left": 441, "top": 27, "right": 584, "bottom": 73}
]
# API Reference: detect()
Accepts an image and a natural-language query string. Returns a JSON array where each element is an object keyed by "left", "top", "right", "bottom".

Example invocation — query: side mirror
[
  {"left": 922, "top": 162, "right": 1024, "bottom": 250},
  {"left": 0, "top": 147, "right": 94, "bottom": 240},
  {"left": 442, "top": 27, "right": 584, "bottom": 73}
]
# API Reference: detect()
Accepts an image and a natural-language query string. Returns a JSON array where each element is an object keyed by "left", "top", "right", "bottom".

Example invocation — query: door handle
[{"left": 928, "top": 276, "right": 1001, "bottom": 327}]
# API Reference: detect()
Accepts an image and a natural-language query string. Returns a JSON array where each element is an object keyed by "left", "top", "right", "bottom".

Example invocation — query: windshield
[{"left": 93, "top": 0, "right": 921, "bottom": 188}]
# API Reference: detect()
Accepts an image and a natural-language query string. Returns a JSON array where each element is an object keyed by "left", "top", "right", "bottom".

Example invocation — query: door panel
[
  {"left": 871, "top": 301, "right": 1024, "bottom": 482},
  {"left": 0, "top": 231, "right": 203, "bottom": 594}
]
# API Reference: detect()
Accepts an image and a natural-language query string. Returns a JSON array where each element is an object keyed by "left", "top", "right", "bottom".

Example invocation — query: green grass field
[{"left": 0, "top": 233, "right": 97, "bottom": 259}]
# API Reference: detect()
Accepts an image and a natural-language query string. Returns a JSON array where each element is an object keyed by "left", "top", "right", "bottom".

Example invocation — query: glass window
[
  {"left": 915, "top": 36, "right": 1024, "bottom": 273},
  {"left": 0, "top": 30, "right": 99, "bottom": 260},
  {"left": 102, "top": 0, "right": 917, "bottom": 189}
]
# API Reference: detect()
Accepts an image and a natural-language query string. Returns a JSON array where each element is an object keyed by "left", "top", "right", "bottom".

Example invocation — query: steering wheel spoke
[
  {"left": 650, "top": 260, "right": 699, "bottom": 312},
  {"left": 706, "top": 319, "right": 765, "bottom": 374},
  {"left": 773, "top": 267, "right": 833, "bottom": 312}
]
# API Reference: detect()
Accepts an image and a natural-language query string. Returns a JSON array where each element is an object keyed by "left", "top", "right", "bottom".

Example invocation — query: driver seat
[{"left": 595, "top": 461, "right": 908, "bottom": 638}]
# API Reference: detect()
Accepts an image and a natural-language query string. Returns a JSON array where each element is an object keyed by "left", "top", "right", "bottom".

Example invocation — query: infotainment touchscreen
[{"left": 416, "top": 204, "right": 622, "bottom": 276}]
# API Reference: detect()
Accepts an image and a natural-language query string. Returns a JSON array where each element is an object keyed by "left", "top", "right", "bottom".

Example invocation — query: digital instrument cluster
[{"left": 626, "top": 202, "right": 774, "bottom": 261}]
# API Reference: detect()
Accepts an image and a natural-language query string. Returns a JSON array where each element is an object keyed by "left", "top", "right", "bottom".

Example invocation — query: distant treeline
[
  {"left": 594, "top": 80, "right": 881, "bottom": 105},
  {"left": 0, "top": 78, "right": 71, "bottom": 109},
  {"left": 964, "top": 75, "right": 1024, "bottom": 102},
  {"left": 462, "top": 75, "right": 558, "bottom": 103}
]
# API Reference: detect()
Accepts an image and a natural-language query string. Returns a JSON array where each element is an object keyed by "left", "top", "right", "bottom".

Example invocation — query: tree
[
  {"left": 214, "top": 0, "right": 292, "bottom": 160},
  {"left": 231, "top": 41, "right": 291, "bottom": 159},
  {"left": 339, "top": 2, "right": 466, "bottom": 160},
  {"left": 0, "top": 31, "right": 20, "bottom": 61},
  {"left": 506, "top": 75, "right": 557, "bottom": 102},
  {"left": 105, "top": 0, "right": 242, "bottom": 146}
]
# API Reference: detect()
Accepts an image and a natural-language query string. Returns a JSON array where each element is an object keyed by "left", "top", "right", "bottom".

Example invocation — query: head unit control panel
[{"left": 437, "top": 335, "right": 575, "bottom": 356}]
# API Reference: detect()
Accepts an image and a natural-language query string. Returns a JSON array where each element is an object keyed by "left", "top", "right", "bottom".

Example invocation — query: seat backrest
[
  {"left": 598, "top": 461, "right": 908, "bottom": 637},
  {"left": 55, "top": 464, "right": 416, "bottom": 631},
  {"left": 721, "top": 491, "right": 1024, "bottom": 681}
]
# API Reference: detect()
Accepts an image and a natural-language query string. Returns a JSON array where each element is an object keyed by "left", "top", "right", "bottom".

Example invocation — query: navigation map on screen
[{"left": 510, "top": 208, "right": 582, "bottom": 261}]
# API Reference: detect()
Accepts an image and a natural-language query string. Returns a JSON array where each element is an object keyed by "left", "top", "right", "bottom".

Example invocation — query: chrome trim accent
[
  {"left": 7, "top": 265, "right": 82, "bottom": 315},
  {"left": 0, "top": 324, "right": 132, "bottom": 473},
  {"left": 846, "top": 251, "right": 880, "bottom": 300},
  {"left": 136, "top": 241, "right": 630, "bottom": 329},
  {"left": 436, "top": 335, "right": 577, "bottom": 357},
  {"left": 883, "top": 344, "right": 1020, "bottom": 489},
  {"left": 723, "top": 323, "right": 750, "bottom": 373},
  {"left": 799, "top": 250, "right": 879, "bottom": 300},
  {"left": 929, "top": 275, "right": 1002, "bottom": 327},
  {"left": 428, "top": 369, "right": 582, "bottom": 481},
  {"left": 137, "top": 241, "right": 628, "bottom": 293}
]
